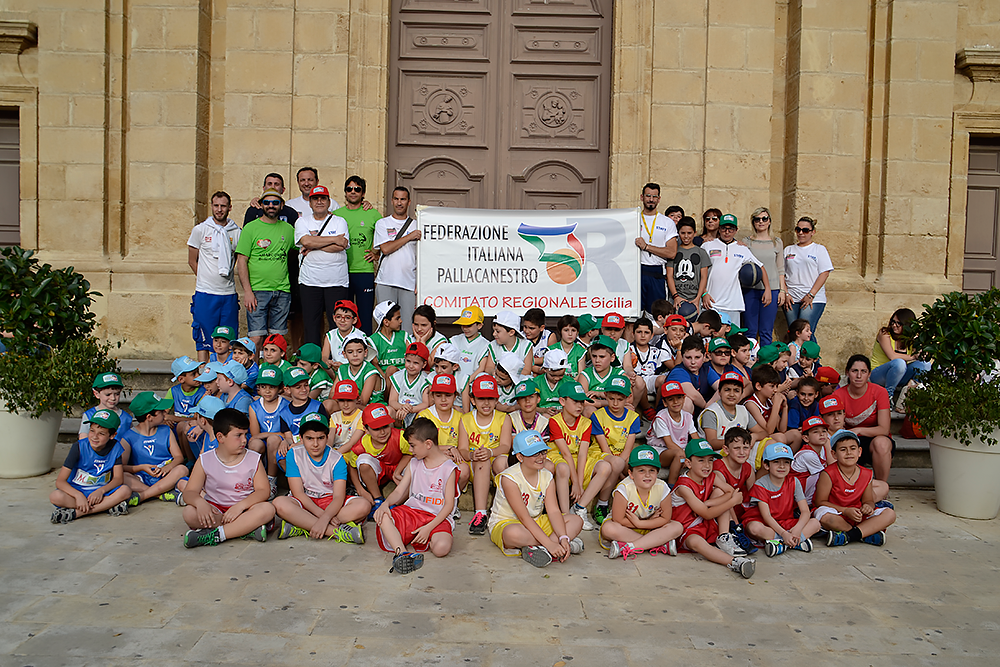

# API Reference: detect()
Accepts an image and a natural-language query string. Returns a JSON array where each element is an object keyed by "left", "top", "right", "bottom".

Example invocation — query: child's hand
[
  {"left": 373, "top": 503, "right": 391, "bottom": 525},
  {"left": 549, "top": 538, "right": 570, "bottom": 561},
  {"left": 86, "top": 489, "right": 104, "bottom": 507},
  {"left": 222, "top": 504, "right": 244, "bottom": 524},
  {"left": 188, "top": 424, "right": 203, "bottom": 439},
  {"left": 844, "top": 507, "right": 864, "bottom": 523},
  {"left": 395, "top": 408, "right": 407, "bottom": 421},
  {"left": 412, "top": 524, "right": 434, "bottom": 545},
  {"left": 471, "top": 448, "right": 490, "bottom": 462},
  {"left": 731, "top": 490, "right": 744, "bottom": 506},
  {"left": 446, "top": 447, "right": 463, "bottom": 465},
  {"left": 782, "top": 529, "right": 800, "bottom": 547},
  {"left": 277, "top": 439, "right": 292, "bottom": 457},
  {"left": 309, "top": 517, "right": 331, "bottom": 540},
  {"left": 569, "top": 484, "right": 582, "bottom": 504},
  {"left": 195, "top": 501, "right": 216, "bottom": 528},
  {"left": 624, "top": 509, "right": 641, "bottom": 527},
  {"left": 73, "top": 493, "right": 90, "bottom": 514},
  {"left": 861, "top": 503, "right": 875, "bottom": 516}
]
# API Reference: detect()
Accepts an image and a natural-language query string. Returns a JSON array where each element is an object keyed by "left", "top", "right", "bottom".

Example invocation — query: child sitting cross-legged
[
  {"left": 121, "top": 392, "right": 190, "bottom": 505},
  {"left": 743, "top": 442, "right": 822, "bottom": 557},
  {"left": 248, "top": 365, "right": 287, "bottom": 463},
  {"left": 339, "top": 403, "right": 412, "bottom": 518},
  {"left": 600, "top": 445, "right": 683, "bottom": 560},
  {"left": 181, "top": 408, "right": 275, "bottom": 548},
  {"left": 712, "top": 427, "right": 757, "bottom": 555},
  {"left": 374, "top": 417, "right": 460, "bottom": 574},
  {"left": 815, "top": 430, "right": 897, "bottom": 547},
  {"left": 272, "top": 366, "right": 327, "bottom": 498},
  {"left": 461, "top": 375, "right": 513, "bottom": 536},
  {"left": 272, "top": 412, "right": 368, "bottom": 543},
  {"left": 50, "top": 409, "right": 136, "bottom": 524},
  {"left": 648, "top": 380, "right": 699, "bottom": 485},
  {"left": 487, "top": 430, "right": 584, "bottom": 568}
]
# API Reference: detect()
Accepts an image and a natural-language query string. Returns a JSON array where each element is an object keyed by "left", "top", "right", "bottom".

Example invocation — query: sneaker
[
  {"left": 592, "top": 504, "right": 610, "bottom": 526},
  {"left": 268, "top": 476, "right": 278, "bottom": 501},
  {"left": 620, "top": 543, "right": 644, "bottom": 561},
  {"left": 108, "top": 500, "right": 129, "bottom": 517},
  {"left": 642, "top": 407, "right": 657, "bottom": 421},
  {"left": 573, "top": 504, "right": 597, "bottom": 531},
  {"left": 729, "top": 525, "right": 759, "bottom": 555},
  {"left": 729, "top": 555, "right": 756, "bottom": 579},
  {"left": 520, "top": 545, "right": 553, "bottom": 568},
  {"left": 764, "top": 539, "right": 786, "bottom": 557},
  {"left": 126, "top": 491, "right": 141, "bottom": 508},
  {"left": 569, "top": 537, "right": 584, "bottom": 554},
  {"left": 158, "top": 490, "right": 179, "bottom": 503},
  {"left": 50, "top": 507, "right": 76, "bottom": 524},
  {"left": 648, "top": 539, "right": 678, "bottom": 556},
  {"left": 607, "top": 541, "right": 625, "bottom": 560},
  {"left": 333, "top": 521, "right": 364, "bottom": 545},
  {"left": 827, "top": 530, "right": 849, "bottom": 547},
  {"left": 451, "top": 505, "right": 461, "bottom": 522},
  {"left": 174, "top": 492, "right": 187, "bottom": 507},
  {"left": 468, "top": 511, "right": 488, "bottom": 535},
  {"left": 277, "top": 520, "right": 307, "bottom": 540},
  {"left": 241, "top": 525, "right": 267, "bottom": 542},
  {"left": 715, "top": 532, "right": 747, "bottom": 557},
  {"left": 368, "top": 497, "right": 384, "bottom": 522},
  {"left": 875, "top": 500, "right": 894, "bottom": 510},
  {"left": 184, "top": 527, "right": 222, "bottom": 548},
  {"left": 793, "top": 538, "right": 813, "bottom": 553},
  {"left": 861, "top": 530, "right": 886, "bottom": 547},
  {"left": 390, "top": 551, "right": 424, "bottom": 574}
]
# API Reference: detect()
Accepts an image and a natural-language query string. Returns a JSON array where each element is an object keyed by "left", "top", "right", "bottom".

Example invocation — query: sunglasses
[
  {"left": 261, "top": 200, "right": 282, "bottom": 206},
  {"left": 345, "top": 186, "right": 363, "bottom": 193},
  {"left": 890, "top": 319, "right": 902, "bottom": 327},
  {"left": 705, "top": 215, "right": 719, "bottom": 220},
  {"left": 795, "top": 227, "right": 813, "bottom": 233},
  {"left": 753, "top": 216, "right": 770, "bottom": 222}
]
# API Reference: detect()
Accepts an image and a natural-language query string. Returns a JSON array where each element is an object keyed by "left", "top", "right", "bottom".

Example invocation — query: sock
[
  {"left": 475, "top": 510, "right": 486, "bottom": 517},
  {"left": 846, "top": 527, "right": 862, "bottom": 543},
  {"left": 573, "top": 503, "right": 584, "bottom": 511},
  {"left": 596, "top": 500, "right": 608, "bottom": 508},
  {"left": 217, "top": 526, "right": 227, "bottom": 542}
]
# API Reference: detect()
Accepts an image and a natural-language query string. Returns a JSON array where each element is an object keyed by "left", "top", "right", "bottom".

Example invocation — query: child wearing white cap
[{"left": 430, "top": 343, "right": 470, "bottom": 411}]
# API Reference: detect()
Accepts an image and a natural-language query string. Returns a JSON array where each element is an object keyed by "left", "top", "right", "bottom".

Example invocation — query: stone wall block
[
  {"left": 704, "top": 105, "right": 736, "bottom": 151},
  {"left": 295, "top": 55, "right": 349, "bottom": 96},
  {"left": 651, "top": 104, "right": 700, "bottom": 151},
  {"left": 706, "top": 70, "right": 773, "bottom": 105},
  {"left": 70, "top": 95, "right": 106, "bottom": 127},
  {"left": 38, "top": 128, "right": 104, "bottom": 164},
  {"left": 651, "top": 70, "right": 704, "bottom": 106},
  {"left": 163, "top": 10, "right": 201, "bottom": 50},
  {"left": 799, "top": 30, "right": 831, "bottom": 73},
  {"left": 64, "top": 164, "right": 105, "bottom": 200},
  {"left": 249, "top": 94, "right": 292, "bottom": 127},
  {"left": 679, "top": 28, "right": 708, "bottom": 70},
  {"left": 798, "top": 72, "right": 866, "bottom": 109},
  {"left": 651, "top": 27, "right": 681, "bottom": 69},
  {"left": 128, "top": 51, "right": 198, "bottom": 92},
  {"left": 61, "top": 10, "right": 111, "bottom": 52},
  {"left": 707, "top": 27, "right": 746, "bottom": 69},
  {"left": 126, "top": 93, "right": 164, "bottom": 127},
  {"left": 224, "top": 52, "right": 293, "bottom": 94},
  {"left": 129, "top": 127, "right": 197, "bottom": 164},
  {"left": 736, "top": 106, "right": 774, "bottom": 152},
  {"left": 319, "top": 96, "right": 349, "bottom": 130},
  {"left": 653, "top": 0, "right": 705, "bottom": 27},
  {"left": 39, "top": 53, "right": 105, "bottom": 94},
  {"left": 224, "top": 128, "right": 292, "bottom": 164}
]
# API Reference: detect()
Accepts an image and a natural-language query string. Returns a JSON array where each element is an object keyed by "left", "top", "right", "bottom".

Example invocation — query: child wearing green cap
[
  {"left": 79, "top": 372, "right": 133, "bottom": 443},
  {"left": 600, "top": 445, "right": 683, "bottom": 560},
  {"left": 50, "top": 409, "right": 137, "bottom": 524},
  {"left": 295, "top": 343, "right": 333, "bottom": 401},
  {"left": 248, "top": 365, "right": 288, "bottom": 475},
  {"left": 208, "top": 326, "right": 235, "bottom": 364},
  {"left": 589, "top": 375, "right": 638, "bottom": 523},
  {"left": 785, "top": 340, "right": 821, "bottom": 389},
  {"left": 510, "top": 378, "right": 549, "bottom": 438},
  {"left": 121, "top": 392, "right": 189, "bottom": 505},
  {"left": 578, "top": 335, "right": 628, "bottom": 416},
  {"left": 576, "top": 313, "right": 601, "bottom": 347}
]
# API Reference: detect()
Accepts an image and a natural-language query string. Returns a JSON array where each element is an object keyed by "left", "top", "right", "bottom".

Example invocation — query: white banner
[{"left": 416, "top": 206, "right": 641, "bottom": 317}]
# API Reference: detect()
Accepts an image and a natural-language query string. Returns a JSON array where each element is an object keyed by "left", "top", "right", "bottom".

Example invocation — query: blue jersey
[
  {"left": 666, "top": 364, "right": 712, "bottom": 402},
  {"left": 706, "top": 363, "right": 736, "bottom": 388},
  {"left": 80, "top": 406, "right": 133, "bottom": 442},
  {"left": 63, "top": 438, "right": 124, "bottom": 494},
  {"left": 190, "top": 431, "right": 218, "bottom": 458},
  {"left": 245, "top": 362, "right": 259, "bottom": 394},
  {"left": 278, "top": 399, "right": 325, "bottom": 439},
  {"left": 120, "top": 425, "right": 173, "bottom": 467},
  {"left": 787, "top": 396, "right": 820, "bottom": 431},
  {"left": 208, "top": 351, "right": 233, "bottom": 364},
  {"left": 250, "top": 396, "right": 287, "bottom": 434},
  {"left": 226, "top": 389, "right": 253, "bottom": 415},
  {"left": 171, "top": 385, "right": 206, "bottom": 416}
]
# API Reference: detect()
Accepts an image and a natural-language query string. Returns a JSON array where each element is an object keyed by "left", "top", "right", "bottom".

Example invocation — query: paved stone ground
[{"left": 4, "top": 459, "right": 1000, "bottom": 666}]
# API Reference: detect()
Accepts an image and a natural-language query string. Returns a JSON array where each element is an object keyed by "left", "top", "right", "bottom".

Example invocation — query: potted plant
[
  {"left": 904, "top": 287, "right": 1000, "bottom": 520},
  {"left": 0, "top": 246, "right": 126, "bottom": 478}
]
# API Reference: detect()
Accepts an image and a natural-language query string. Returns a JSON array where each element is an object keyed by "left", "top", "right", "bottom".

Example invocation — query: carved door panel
[{"left": 387, "top": 0, "right": 611, "bottom": 210}]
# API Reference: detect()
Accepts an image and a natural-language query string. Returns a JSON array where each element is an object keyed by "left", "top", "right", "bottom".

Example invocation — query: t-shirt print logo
[{"left": 257, "top": 239, "right": 272, "bottom": 249}]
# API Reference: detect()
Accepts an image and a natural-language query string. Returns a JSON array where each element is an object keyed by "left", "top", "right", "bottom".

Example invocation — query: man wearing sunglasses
[{"left": 334, "top": 175, "right": 382, "bottom": 334}]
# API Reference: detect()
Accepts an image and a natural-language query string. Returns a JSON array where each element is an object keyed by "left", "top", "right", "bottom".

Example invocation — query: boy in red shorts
[
  {"left": 744, "top": 442, "right": 821, "bottom": 557},
  {"left": 340, "top": 403, "right": 412, "bottom": 517},
  {"left": 712, "top": 426, "right": 757, "bottom": 554},
  {"left": 373, "top": 417, "right": 459, "bottom": 574}
]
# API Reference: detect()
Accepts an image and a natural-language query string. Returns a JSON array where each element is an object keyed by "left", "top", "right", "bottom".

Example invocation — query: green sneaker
[
  {"left": 184, "top": 527, "right": 222, "bottom": 548},
  {"left": 331, "top": 521, "right": 364, "bottom": 545},
  {"left": 241, "top": 525, "right": 267, "bottom": 542},
  {"left": 158, "top": 490, "right": 179, "bottom": 503},
  {"left": 126, "top": 491, "right": 141, "bottom": 508},
  {"left": 593, "top": 504, "right": 610, "bottom": 526},
  {"left": 277, "top": 520, "right": 308, "bottom": 540}
]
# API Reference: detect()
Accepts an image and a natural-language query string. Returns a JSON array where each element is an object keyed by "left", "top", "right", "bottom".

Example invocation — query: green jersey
[
  {"left": 579, "top": 366, "right": 625, "bottom": 392},
  {"left": 335, "top": 206, "right": 382, "bottom": 273},
  {"left": 234, "top": 218, "right": 295, "bottom": 292},
  {"left": 370, "top": 329, "right": 411, "bottom": 371},
  {"left": 537, "top": 377, "right": 574, "bottom": 410},
  {"left": 549, "top": 340, "right": 588, "bottom": 374}
]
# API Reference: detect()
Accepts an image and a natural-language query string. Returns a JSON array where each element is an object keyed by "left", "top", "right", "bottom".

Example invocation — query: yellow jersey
[
  {"left": 419, "top": 406, "right": 463, "bottom": 450},
  {"left": 460, "top": 410, "right": 507, "bottom": 452},
  {"left": 613, "top": 476, "right": 670, "bottom": 520},
  {"left": 590, "top": 407, "right": 641, "bottom": 455}
]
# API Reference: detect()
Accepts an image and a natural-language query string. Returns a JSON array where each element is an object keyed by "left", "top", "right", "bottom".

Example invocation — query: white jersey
[
  {"left": 187, "top": 218, "right": 241, "bottom": 295},
  {"left": 390, "top": 369, "right": 430, "bottom": 406},
  {"left": 783, "top": 242, "right": 834, "bottom": 304},
  {"left": 702, "top": 239, "right": 763, "bottom": 311},
  {"left": 525, "top": 329, "right": 555, "bottom": 363},
  {"left": 288, "top": 445, "right": 345, "bottom": 498},
  {"left": 697, "top": 402, "right": 752, "bottom": 439},
  {"left": 403, "top": 458, "right": 459, "bottom": 526},
  {"left": 639, "top": 212, "right": 679, "bottom": 268},
  {"left": 329, "top": 409, "right": 363, "bottom": 448},
  {"left": 630, "top": 344, "right": 670, "bottom": 377},
  {"left": 450, "top": 333, "right": 491, "bottom": 378},
  {"left": 613, "top": 476, "right": 670, "bottom": 520},
  {"left": 374, "top": 215, "right": 418, "bottom": 291},
  {"left": 649, "top": 409, "right": 696, "bottom": 450}
]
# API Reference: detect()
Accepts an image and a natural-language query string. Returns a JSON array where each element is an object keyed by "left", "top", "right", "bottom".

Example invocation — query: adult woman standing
[
  {"left": 870, "top": 308, "right": 931, "bottom": 410},
  {"left": 693, "top": 208, "right": 722, "bottom": 247},
  {"left": 780, "top": 216, "right": 833, "bottom": 339},
  {"left": 740, "top": 207, "right": 783, "bottom": 345},
  {"left": 833, "top": 355, "right": 894, "bottom": 482}
]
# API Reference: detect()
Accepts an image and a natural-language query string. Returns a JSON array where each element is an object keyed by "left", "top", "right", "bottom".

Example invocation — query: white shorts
[
  {"left": 640, "top": 374, "right": 658, "bottom": 395},
  {"left": 814, "top": 506, "right": 886, "bottom": 521},
  {"left": 355, "top": 453, "right": 383, "bottom": 476}
]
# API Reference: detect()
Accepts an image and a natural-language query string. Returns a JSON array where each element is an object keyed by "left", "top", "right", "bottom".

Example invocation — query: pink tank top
[
  {"left": 201, "top": 449, "right": 261, "bottom": 508},
  {"left": 404, "top": 458, "right": 460, "bottom": 526}
]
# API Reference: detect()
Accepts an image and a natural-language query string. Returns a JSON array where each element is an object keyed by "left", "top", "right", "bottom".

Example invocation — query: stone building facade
[{"left": 1, "top": 0, "right": 998, "bottom": 363}]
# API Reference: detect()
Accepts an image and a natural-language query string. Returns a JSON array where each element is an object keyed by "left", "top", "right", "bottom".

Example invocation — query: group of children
[{"left": 51, "top": 299, "right": 896, "bottom": 578}]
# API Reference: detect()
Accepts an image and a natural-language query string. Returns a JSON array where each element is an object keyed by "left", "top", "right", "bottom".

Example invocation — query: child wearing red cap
[
  {"left": 339, "top": 402, "right": 412, "bottom": 517},
  {"left": 327, "top": 380, "right": 364, "bottom": 448},
  {"left": 599, "top": 312, "right": 636, "bottom": 375},
  {"left": 322, "top": 300, "right": 361, "bottom": 370},
  {"left": 460, "top": 375, "right": 513, "bottom": 535},
  {"left": 387, "top": 341, "right": 431, "bottom": 425},
  {"left": 419, "top": 374, "right": 466, "bottom": 500},
  {"left": 790, "top": 416, "right": 832, "bottom": 506},
  {"left": 649, "top": 380, "right": 699, "bottom": 484},
  {"left": 261, "top": 334, "right": 293, "bottom": 373}
]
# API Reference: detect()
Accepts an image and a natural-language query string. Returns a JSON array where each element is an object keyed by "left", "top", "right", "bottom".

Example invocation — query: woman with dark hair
[
  {"left": 869, "top": 308, "right": 931, "bottom": 410},
  {"left": 694, "top": 208, "right": 722, "bottom": 246},
  {"left": 780, "top": 216, "right": 833, "bottom": 339},
  {"left": 833, "top": 355, "right": 894, "bottom": 483}
]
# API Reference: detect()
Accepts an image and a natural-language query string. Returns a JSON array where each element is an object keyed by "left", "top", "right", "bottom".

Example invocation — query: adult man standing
[
  {"left": 235, "top": 189, "right": 296, "bottom": 351},
  {"left": 187, "top": 191, "right": 241, "bottom": 362},
  {"left": 294, "top": 185, "right": 350, "bottom": 346},
  {"left": 335, "top": 175, "right": 382, "bottom": 334},
  {"left": 374, "top": 186, "right": 420, "bottom": 333},
  {"left": 285, "top": 167, "right": 340, "bottom": 219},
  {"left": 701, "top": 214, "right": 768, "bottom": 326},
  {"left": 633, "top": 182, "right": 678, "bottom": 313}
]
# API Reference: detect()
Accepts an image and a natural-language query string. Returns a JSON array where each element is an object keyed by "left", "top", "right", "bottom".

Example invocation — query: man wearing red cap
[{"left": 295, "top": 185, "right": 351, "bottom": 346}]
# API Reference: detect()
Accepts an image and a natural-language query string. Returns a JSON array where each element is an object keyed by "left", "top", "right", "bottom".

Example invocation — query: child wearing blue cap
[
  {"left": 121, "top": 392, "right": 189, "bottom": 505},
  {"left": 743, "top": 442, "right": 822, "bottom": 557},
  {"left": 166, "top": 356, "right": 206, "bottom": 461},
  {"left": 231, "top": 337, "right": 259, "bottom": 395},
  {"left": 189, "top": 395, "right": 228, "bottom": 459},
  {"left": 488, "top": 430, "right": 584, "bottom": 568}
]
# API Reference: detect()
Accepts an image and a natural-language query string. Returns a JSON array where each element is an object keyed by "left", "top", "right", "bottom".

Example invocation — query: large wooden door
[
  {"left": 965, "top": 144, "right": 1000, "bottom": 292},
  {"left": 387, "top": 0, "right": 612, "bottom": 210}
]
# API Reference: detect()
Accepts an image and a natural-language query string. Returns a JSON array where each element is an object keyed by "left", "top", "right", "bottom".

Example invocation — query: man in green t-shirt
[
  {"left": 235, "top": 189, "right": 296, "bottom": 350},
  {"left": 335, "top": 175, "right": 382, "bottom": 335}
]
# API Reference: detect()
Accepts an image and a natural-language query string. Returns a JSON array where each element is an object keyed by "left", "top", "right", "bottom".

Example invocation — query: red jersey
[
  {"left": 713, "top": 458, "right": 751, "bottom": 521},
  {"left": 350, "top": 428, "right": 408, "bottom": 468},
  {"left": 745, "top": 393, "right": 772, "bottom": 422},
  {"left": 823, "top": 463, "right": 873, "bottom": 509},
  {"left": 743, "top": 475, "right": 800, "bottom": 525},
  {"left": 670, "top": 473, "right": 713, "bottom": 530}
]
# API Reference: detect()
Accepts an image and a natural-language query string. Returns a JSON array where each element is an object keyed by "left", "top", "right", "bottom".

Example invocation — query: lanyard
[{"left": 641, "top": 215, "right": 656, "bottom": 243}]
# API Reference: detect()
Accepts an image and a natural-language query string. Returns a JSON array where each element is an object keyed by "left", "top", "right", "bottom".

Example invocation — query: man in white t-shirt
[
  {"left": 374, "top": 186, "right": 421, "bottom": 334},
  {"left": 633, "top": 183, "right": 679, "bottom": 313},
  {"left": 701, "top": 214, "right": 767, "bottom": 327},
  {"left": 188, "top": 191, "right": 242, "bottom": 362},
  {"left": 294, "top": 185, "right": 350, "bottom": 346},
  {"left": 285, "top": 167, "right": 341, "bottom": 220}
]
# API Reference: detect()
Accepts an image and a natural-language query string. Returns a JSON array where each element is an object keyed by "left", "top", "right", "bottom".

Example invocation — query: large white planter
[
  {"left": 0, "top": 407, "right": 62, "bottom": 478},
  {"left": 929, "top": 431, "right": 1000, "bottom": 520}
]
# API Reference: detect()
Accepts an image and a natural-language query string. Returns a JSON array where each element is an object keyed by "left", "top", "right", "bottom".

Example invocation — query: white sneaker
[
  {"left": 268, "top": 476, "right": 278, "bottom": 501},
  {"left": 569, "top": 537, "right": 584, "bottom": 554},
  {"left": 716, "top": 532, "right": 746, "bottom": 557},
  {"left": 607, "top": 541, "right": 623, "bottom": 559},
  {"left": 729, "top": 556, "right": 755, "bottom": 579},
  {"left": 451, "top": 505, "right": 461, "bottom": 522},
  {"left": 573, "top": 505, "right": 596, "bottom": 531}
]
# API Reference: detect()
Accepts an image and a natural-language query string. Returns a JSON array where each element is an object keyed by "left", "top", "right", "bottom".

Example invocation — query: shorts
[
  {"left": 375, "top": 505, "right": 452, "bottom": 552},
  {"left": 679, "top": 518, "right": 719, "bottom": 551},
  {"left": 191, "top": 291, "right": 240, "bottom": 351},
  {"left": 355, "top": 453, "right": 397, "bottom": 486},
  {"left": 857, "top": 435, "right": 896, "bottom": 467},
  {"left": 547, "top": 450, "right": 608, "bottom": 489},
  {"left": 246, "top": 290, "right": 291, "bottom": 337},
  {"left": 814, "top": 505, "right": 887, "bottom": 526},
  {"left": 490, "top": 514, "right": 554, "bottom": 556},
  {"left": 640, "top": 374, "right": 658, "bottom": 396},
  {"left": 206, "top": 499, "right": 231, "bottom": 514},
  {"left": 288, "top": 494, "right": 363, "bottom": 511},
  {"left": 68, "top": 482, "right": 127, "bottom": 497},
  {"left": 134, "top": 470, "right": 167, "bottom": 487}
]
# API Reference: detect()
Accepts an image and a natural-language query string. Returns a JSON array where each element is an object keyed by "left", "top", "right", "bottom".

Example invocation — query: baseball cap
[
  {"left": 219, "top": 360, "right": 248, "bottom": 386},
  {"left": 708, "top": 337, "right": 732, "bottom": 352},
  {"left": 262, "top": 333, "right": 287, "bottom": 354},
  {"left": 815, "top": 366, "right": 840, "bottom": 385},
  {"left": 715, "top": 310, "right": 733, "bottom": 326},
  {"left": 295, "top": 342, "right": 327, "bottom": 368},
  {"left": 212, "top": 326, "right": 235, "bottom": 341},
  {"left": 430, "top": 374, "right": 457, "bottom": 394},
  {"left": 514, "top": 378, "right": 539, "bottom": 398},
  {"left": 333, "top": 379, "right": 359, "bottom": 399},
  {"left": 373, "top": 300, "right": 396, "bottom": 326},
  {"left": 190, "top": 395, "right": 226, "bottom": 420},
  {"left": 728, "top": 325, "right": 749, "bottom": 337},
  {"left": 830, "top": 429, "right": 861, "bottom": 448},
  {"left": 494, "top": 310, "right": 522, "bottom": 334},
  {"left": 308, "top": 185, "right": 330, "bottom": 198},
  {"left": 802, "top": 416, "right": 827, "bottom": 433},
  {"left": 753, "top": 344, "right": 781, "bottom": 368},
  {"left": 88, "top": 409, "right": 121, "bottom": 431},
  {"left": 542, "top": 348, "right": 569, "bottom": 370},
  {"left": 170, "top": 356, "right": 202, "bottom": 382},
  {"left": 628, "top": 445, "right": 661, "bottom": 469},
  {"left": 664, "top": 314, "right": 688, "bottom": 329},
  {"left": 233, "top": 337, "right": 256, "bottom": 354},
  {"left": 601, "top": 313, "right": 625, "bottom": 329},
  {"left": 601, "top": 375, "right": 631, "bottom": 396},
  {"left": 577, "top": 314, "right": 600, "bottom": 335},
  {"left": 363, "top": 403, "right": 394, "bottom": 429},
  {"left": 130, "top": 391, "right": 174, "bottom": 418},
  {"left": 405, "top": 341, "right": 430, "bottom": 361},
  {"left": 660, "top": 380, "right": 685, "bottom": 398},
  {"left": 558, "top": 382, "right": 592, "bottom": 402},
  {"left": 299, "top": 412, "right": 330, "bottom": 429},
  {"left": 471, "top": 375, "right": 500, "bottom": 398},
  {"left": 762, "top": 442, "right": 794, "bottom": 462},
  {"left": 256, "top": 364, "right": 283, "bottom": 386},
  {"left": 718, "top": 371, "right": 745, "bottom": 387},
  {"left": 453, "top": 306, "right": 484, "bottom": 325},
  {"left": 260, "top": 189, "right": 284, "bottom": 204},
  {"left": 590, "top": 335, "right": 617, "bottom": 355},
  {"left": 685, "top": 438, "right": 721, "bottom": 459},
  {"left": 195, "top": 361, "right": 226, "bottom": 383},
  {"left": 333, "top": 300, "right": 359, "bottom": 317},
  {"left": 512, "top": 430, "right": 548, "bottom": 457},
  {"left": 284, "top": 366, "right": 310, "bottom": 387},
  {"left": 799, "top": 341, "right": 821, "bottom": 359},
  {"left": 92, "top": 372, "right": 123, "bottom": 390},
  {"left": 496, "top": 351, "right": 524, "bottom": 380},
  {"left": 434, "top": 342, "right": 461, "bottom": 364},
  {"left": 719, "top": 213, "right": 738, "bottom": 228},
  {"left": 818, "top": 395, "right": 844, "bottom": 415}
]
